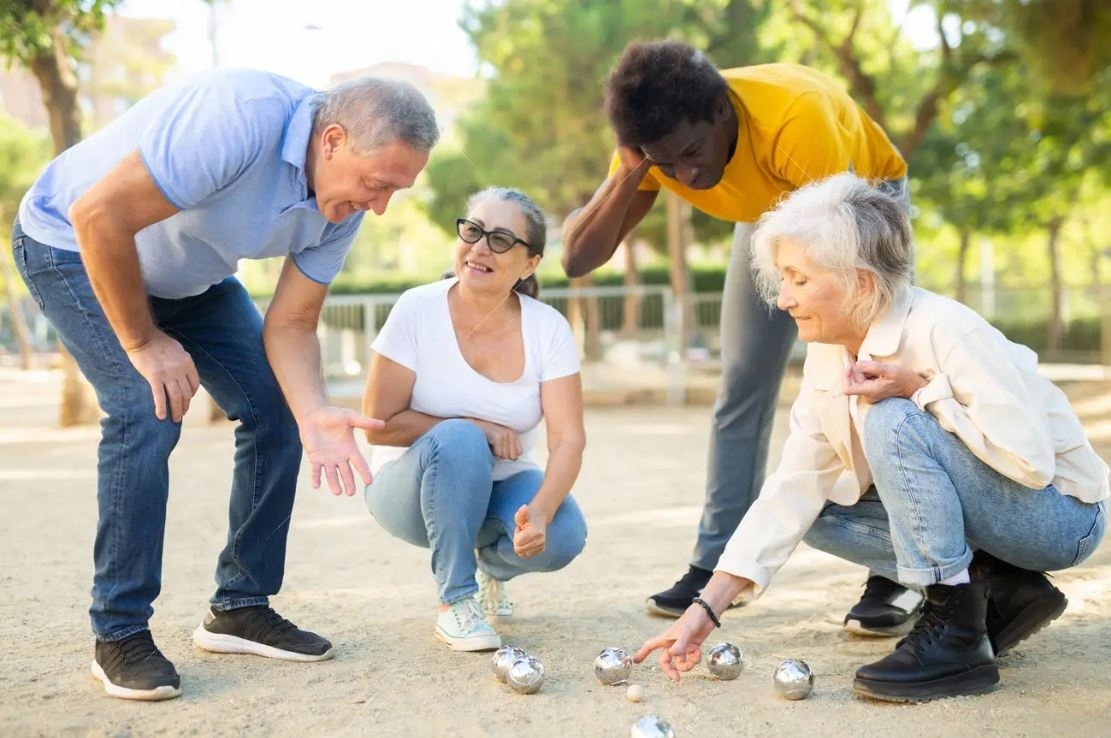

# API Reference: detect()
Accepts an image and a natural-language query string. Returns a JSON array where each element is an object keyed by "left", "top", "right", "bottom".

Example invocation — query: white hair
[
  {"left": 312, "top": 77, "right": 439, "bottom": 155},
  {"left": 751, "top": 173, "right": 913, "bottom": 332}
]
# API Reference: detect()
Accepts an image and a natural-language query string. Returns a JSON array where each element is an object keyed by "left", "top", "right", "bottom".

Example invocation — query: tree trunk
[
  {"left": 955, "top": 228, "right": 971, "bottom": 305},
  {"left": 29, "top": 28, "right": 83, "bottom": 152},
  {"left": 582, "top": 275, "right": 603, "bottom": 362},
  {"left": 1046, "top": 217, "right": 1065, "bottom": 355},
  {"left": 1084, "top": 218, "right": 1111, "bottom": 367},
  {"left": 620, "top": 230, "right": 639, "bottom": 338},
  {"left": 29, "top": 27, "right": 101, "bottom": 426},
  {"left": 665, "top": 192, "right": 692, "bottom": 355},
  {"left": 566, "top": 275, "right": 603, "bottom": 362},
  {"left": 0, "top": 246, "right": 35, "bottom": 370}
]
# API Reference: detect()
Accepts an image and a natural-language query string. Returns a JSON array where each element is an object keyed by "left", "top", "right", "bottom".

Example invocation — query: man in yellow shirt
[{"left": 562, "top": 39, "right": 920, "bottom": 633}]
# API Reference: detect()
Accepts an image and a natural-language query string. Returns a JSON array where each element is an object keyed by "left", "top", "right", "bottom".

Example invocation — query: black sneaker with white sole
[
  {"left": 192, "top": 606, "right": 334, "bottom": 662},
  {"left": 645, "top": 565, "right": 744, "bottom": 618},
  {"left": 92, "top": 630, "right": 181, "bottom": 701},
  {"left": 844, "top": 575, "right": 924, "bottom": 636}
]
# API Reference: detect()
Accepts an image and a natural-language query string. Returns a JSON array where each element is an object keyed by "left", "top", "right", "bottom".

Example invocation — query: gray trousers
[{"left": 692, "top": 176, "right": 911, "bottom": 571}]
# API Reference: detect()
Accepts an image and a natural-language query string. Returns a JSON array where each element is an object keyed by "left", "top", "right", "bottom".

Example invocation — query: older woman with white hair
[{"left": 634, "top": 173, "right": 1108, "bottom": 702}]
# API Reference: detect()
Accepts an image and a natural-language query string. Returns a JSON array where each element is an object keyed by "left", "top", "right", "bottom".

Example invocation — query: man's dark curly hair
[{"left": 604, "top": 40, "right": 728, "bottom": 148}]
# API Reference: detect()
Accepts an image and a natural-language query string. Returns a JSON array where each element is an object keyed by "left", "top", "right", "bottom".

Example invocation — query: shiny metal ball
[
  {"left": 773, "top": 659, "right": 814, "bottom": 700},
  {"left": 491, "top": 645, "right": 527, "bottom": 682},
  {"left": 506, "top": 655, "right": 545, "bottom": 695},
  {"left": 631, "top": 714, "right": 676, "bottom": 738},
  {"left": 706, "top": 642, "right": 744, "bottom": 680},
  {"left": 594, "top": 647, "right": 633, "bottom": 685}
]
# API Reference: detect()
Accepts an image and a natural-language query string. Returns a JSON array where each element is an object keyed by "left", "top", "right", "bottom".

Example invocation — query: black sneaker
[
  {"left": 645, "top": 565, "right": 741, "bottom": 618},
  {"left": 91, "top": 630, "right": 181, "bottom": 701},
  {"left": 844, "top": 575, "right": 924, "bottom": 636},
  {"left": 192, "top": 606, "right": 334, "bottom": 662}
]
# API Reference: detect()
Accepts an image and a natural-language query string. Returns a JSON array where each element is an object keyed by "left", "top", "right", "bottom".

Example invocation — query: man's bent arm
[
  {"left": 561, "top": 163, "right": 658, "bottom": 278},
  {"left": 69, "top": 151, "right": 180, "bottom": 349}
]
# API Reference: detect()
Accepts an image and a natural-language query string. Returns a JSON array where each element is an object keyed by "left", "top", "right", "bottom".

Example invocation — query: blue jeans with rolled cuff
[{"left": 803, "top": 397, "right": 1106, "bottom": 587}]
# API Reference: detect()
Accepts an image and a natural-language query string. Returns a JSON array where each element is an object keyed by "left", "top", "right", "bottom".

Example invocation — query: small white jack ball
[{"left": 626, "top": 684, "right": 644, "bottom": 703}]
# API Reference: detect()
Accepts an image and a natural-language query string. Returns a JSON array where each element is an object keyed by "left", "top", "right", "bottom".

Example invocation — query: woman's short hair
[
  {"left": 448, "top": 187, "right": 547, "bottom": 298},
  {"left": 604, "top": 40, "right": 728, "bottom": 148},
  {"left": 751, "top": 173, "right": 913, "bottom": 332}
]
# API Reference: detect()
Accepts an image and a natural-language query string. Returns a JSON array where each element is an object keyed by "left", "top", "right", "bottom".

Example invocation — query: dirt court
[{"left": 1, "top": 366, "right": 1109, "bottom": 737}]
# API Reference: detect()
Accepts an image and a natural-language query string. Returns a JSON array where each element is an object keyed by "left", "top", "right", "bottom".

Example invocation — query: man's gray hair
[
  {"left": 313, "top": 77, "right": 440, "bottom": 155},
  {"left": 751, "top": 173, "right": 913, "bottom": 332}
]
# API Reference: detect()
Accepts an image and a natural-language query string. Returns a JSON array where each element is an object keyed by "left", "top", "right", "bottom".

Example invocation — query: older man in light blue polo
[{"left": 12, "top": 69, "right": 438, "bottom": 701}]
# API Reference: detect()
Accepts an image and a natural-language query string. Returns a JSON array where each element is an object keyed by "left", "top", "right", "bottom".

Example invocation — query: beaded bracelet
[{"left": 691, "top": 596, "right": 722, "bottom": 628}]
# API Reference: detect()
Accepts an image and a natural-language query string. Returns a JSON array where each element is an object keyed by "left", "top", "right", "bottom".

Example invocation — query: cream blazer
[{"left": 716, "top": 287, "right": 1110, "bottom": 601}]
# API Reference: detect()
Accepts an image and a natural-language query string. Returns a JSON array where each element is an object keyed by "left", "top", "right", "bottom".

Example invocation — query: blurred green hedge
[{"left": 317, "top": 268, "right": 1104, "bottom": 357}]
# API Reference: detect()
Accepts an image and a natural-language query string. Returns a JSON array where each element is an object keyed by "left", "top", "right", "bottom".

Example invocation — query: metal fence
[
  {"left": 312, "top": 282, "right": 1109, "bottom": 386},
  {"left": 4, "top": 282, "right": 1107, "bottom": 377}
]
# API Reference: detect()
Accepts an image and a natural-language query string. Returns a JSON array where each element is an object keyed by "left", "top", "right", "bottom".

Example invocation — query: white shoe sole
[
  {"left": 192, "top": 626, "right": 334, "bottom": 662},
  {"left": 91, "top": 661, "right": 181, "bottom": 701},
  {"left": 434, "top": 626, "right": 501, "bottom": 652}
]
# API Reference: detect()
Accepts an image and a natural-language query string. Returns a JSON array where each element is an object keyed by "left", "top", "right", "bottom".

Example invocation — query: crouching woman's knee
[
  {"left": 861, "top": 397, "right": 924, "bottom": 458},
  {"left": 420, "top": 418, "right": 495, "bottom": 474}
]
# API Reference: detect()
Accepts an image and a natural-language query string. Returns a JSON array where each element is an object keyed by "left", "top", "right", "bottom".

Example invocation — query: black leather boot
[
  {"left": 853, "top": 580, "right": 999, "bottom": 702},
  {"left": 970, "top": 550, "right": 1067, "bottom": 656}
]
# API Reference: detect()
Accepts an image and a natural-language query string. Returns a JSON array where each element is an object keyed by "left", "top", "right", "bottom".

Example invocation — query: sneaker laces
[
  {"left": 861, "top": 575, "right": 900, "bottom": 601},
  {"left": 477, "top": 572, "right": 512, "bottom": 614},
  {"left": 111, "top": 632, "right": 164, "bottom": 669},
  {"left": 449, "top": 598, "right": 485, "bottom": 633},
  {"left": 238, "top": 606, "right": 300, "bottom": 641}
]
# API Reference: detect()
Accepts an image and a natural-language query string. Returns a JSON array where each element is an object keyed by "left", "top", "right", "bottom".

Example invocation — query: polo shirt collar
[{"left": 281, "top": 95, "right": 319, "bottom": 197}]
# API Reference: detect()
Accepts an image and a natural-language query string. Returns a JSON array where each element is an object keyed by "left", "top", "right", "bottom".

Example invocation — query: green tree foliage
[
  {"left": 424, "top": 0, "right": 772, "bottom": 248},
  {"left": 957, "top": 0, "right": 1111, "bottom": 95},
  {"left": 0, "top": 115, "right": 50, "bottom": 212},
  {"left": 0, "top": 0, "right": 121, "bottom": 423}
]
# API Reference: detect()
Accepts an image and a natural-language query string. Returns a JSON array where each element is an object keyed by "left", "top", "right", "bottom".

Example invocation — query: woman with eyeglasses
[{"left": 361, "top": 187, "right": 587, "bottom": 652}]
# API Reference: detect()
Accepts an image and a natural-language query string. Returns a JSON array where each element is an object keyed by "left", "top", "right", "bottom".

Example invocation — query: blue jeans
[
  {"left": 804, "top": 398, "right": 1107, "bottom": 587},
  {"left": 12, "top": 222, "right": 302, "bottom": 640},
  {"left": 365, "top": 419, "right": 587, "bottom": 604},
  {"left": 695, "top": 177, "right": 910, "bottom": 572}
]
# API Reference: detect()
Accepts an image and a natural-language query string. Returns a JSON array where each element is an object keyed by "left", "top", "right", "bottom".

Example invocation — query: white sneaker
[
  {"left": 435, "top": 598, "right": 501, "bottom": 652},
  {"left": 476, "top": 570, "right": 514, "bottom": 618}
]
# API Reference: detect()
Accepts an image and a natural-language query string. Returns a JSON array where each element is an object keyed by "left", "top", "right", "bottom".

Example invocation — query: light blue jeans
[
  {"left": 804, "top": 398, "right": 1107, "bottom": 587},
  {"left": 364, "top": 419, "right": 587, "bottom": 604},
  {"left": 694, "top": 177, "right": 910, "bottom": 572}
]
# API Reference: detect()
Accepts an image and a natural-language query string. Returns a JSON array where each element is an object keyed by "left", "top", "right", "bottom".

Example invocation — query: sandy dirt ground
[{"left": 1, "top": 366, "right": 1109, "bottom": 738}]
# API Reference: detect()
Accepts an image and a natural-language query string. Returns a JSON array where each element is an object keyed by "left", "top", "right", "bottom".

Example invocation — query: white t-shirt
[{"left": 369, "top": 278, "right": 581, "bottom": 481}]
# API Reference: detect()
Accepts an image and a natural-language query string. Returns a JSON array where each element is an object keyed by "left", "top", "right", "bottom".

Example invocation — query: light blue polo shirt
[{"left": 18, "top": 68, "right": 364, "bottom": 299}]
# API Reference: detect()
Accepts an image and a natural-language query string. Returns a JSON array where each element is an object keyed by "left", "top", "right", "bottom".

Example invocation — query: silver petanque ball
[
  {"left": 506, "top": 655, "right": 545, "bottom": 695},
  {"left": 773, "top": 659, "right": 814, "bottom": 700},
  {"left": 491, "top": 646, "right": 527, "bottom": 682},
  {"left": 594, "top": 647, "right": 633, "bottom": 685},
  {"left": 707, "top": 642, "right": 744, "bottom": 680},
  {"left": 631, "top": 714, "right": 676, "bottom": 738}
]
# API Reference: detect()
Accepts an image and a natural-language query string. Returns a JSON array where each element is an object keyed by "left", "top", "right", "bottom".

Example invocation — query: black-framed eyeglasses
[{"left": 456, "top": 217, "right": 531, "bottom": 254}]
